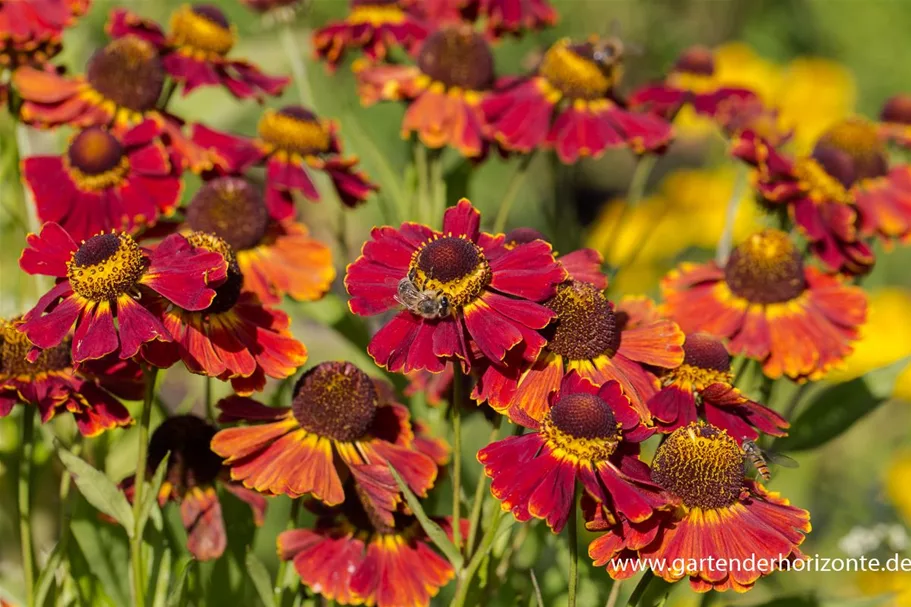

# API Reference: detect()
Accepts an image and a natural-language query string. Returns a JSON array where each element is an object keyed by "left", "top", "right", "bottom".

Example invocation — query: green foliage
[{"left": 57, "top": 445, "right": 133, "bottom": 533}]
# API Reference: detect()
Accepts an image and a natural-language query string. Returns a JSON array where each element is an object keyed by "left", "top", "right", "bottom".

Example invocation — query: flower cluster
[{"left": 5, "top": 2, "right": 909, "bottom": 606}]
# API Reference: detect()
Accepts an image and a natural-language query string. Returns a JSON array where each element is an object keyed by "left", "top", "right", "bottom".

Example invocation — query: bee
[
  {"left": 395, "top": 270, "right": 451, "bottom": 319},
  {"left": 741, "top": 439, "right": 798, "bottom": 482},
  {"left": 589, "top": 36, "right": 625, "bottom": 73}
]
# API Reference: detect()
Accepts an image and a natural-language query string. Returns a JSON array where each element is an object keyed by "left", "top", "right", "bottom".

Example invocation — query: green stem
[
  {"left": 567, "top": 496, "right": 578, "bottom": 607},
  {"left": 715, "top": 165, "right": 749, "bottom": 266},
  {"left": 606, "top": 580, "right": 623, "bottom": 607},
  {"left": 602, "top": 154, "right": 657, "bottom": 268},
  {"left": 466, "top": 418, "right": 501, "bottom": 553},
  {"left": 429, "top": 149, "right": 446, "bottom": 226},
  {"left": 131, "top": 366, "right": 158, "bottom": 607},
  {"left": 414, "top": 144, "right": 430, "bottom": 224},
  {"left": 18, "top": 407, "right": 36, "bottom": 607},
  {"left": 158, "top": 79, "right": 178, "bottom": 111},
  {"left": 204, "top": 376, "right": 214, "bottom": 422},
  {"left": 450, "top": 509, "right": 505, "bottom": 607},
  {"left": 626, "top": 570, "right": 656, "bottom": 607},
  {"left": 275, "top": 498, "right": 303, "bottom": 598},
  {"left": 492, "top": 152, "right": 536, "bottom": 234},
  {"left": 451, "top": 365, "right": 464, "bottom": 554},
  {"left": 279, "top": 25, "right": 315, "bottom": 108}
]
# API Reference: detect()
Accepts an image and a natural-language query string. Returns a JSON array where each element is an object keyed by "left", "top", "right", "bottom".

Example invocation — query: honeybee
[
  {"left": 742, "top": 439, "right": 798, "bottom": 482},
  {"left": 395, "top": 270, "right": 451, "bottom": 319}
]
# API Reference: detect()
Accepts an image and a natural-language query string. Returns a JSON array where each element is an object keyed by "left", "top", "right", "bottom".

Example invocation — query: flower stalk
[
  {"left": 131, "top": 365, "right": 159, "bottom": 607},
  {"left": 18, "top": 407, "right": 36, "bottom": 607}
]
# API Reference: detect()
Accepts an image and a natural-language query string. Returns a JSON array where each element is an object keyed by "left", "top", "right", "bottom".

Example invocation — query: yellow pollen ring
[
  {"left": 538, "top": 38, "right": 614, "bottom": 101},
  {"left": 347, "top": 4, "right": 406, "bottom": 25},
  {"left": 818, "top": 117, "right": 884, "bottom": 160},
  {"left": 664, "top": 363, "right": 731, "bottom": 393},
  {"left": 793, "top": 157, "right": 852, "bottom": 204},
  {"left": 169, "top": 5, "right": 236, "bottom": 56},
  {"left": 668, "top": 71, "right": 717, "bottom": 94},
  {"left": 408, "top": 237, "right": 491, "bottom": 308},
  {"left": 257, "top": 110, "right": 332, "bottom": 156},
  {"left": 540, "top": 413, "right": 620, "bottom": 463},
  {"left": 67, "top": 232, "right": 147, "bottom": 301},
  {"left": 65, "top": 155, "right": 130, "bottom": 192}
]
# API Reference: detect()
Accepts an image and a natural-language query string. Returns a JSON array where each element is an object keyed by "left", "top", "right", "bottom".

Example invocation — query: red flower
[
  {"left": 183, "top": 177, "right": 335, "bottom": 304},
  {"left": 0, "top": 0, "right": 89, "bottom": 68},
  {"left": 662, "top": 229, "right": 867, "bottom": 381},
  {"left": 354, "top": 24, "right": 499, "bottom": 158},
  {"left": 13, "top": 36, "right": 217, "bottom": 172},
  {"left": 475, "top": 292, "right": 684, "bottom": 426},
  {"left": 615, "top": 423, "right": 810, "bottom": 592},
  {"left": 279, "top": 489, "right": 463, "bottom": 607},
  {"left": 878, "top": 93, "right": 911, "bottom": 149},
  {"left": 313, "top": 0, "right": 428, "bottom": 71},
  {"left": 648, "top": 332, "right": 787, "bottom": 441},
  {"left": 22, "top": 120, "right": 183, "bottom": 243},
  {"left": 482, "top": 36, "right": 673, "bottom": 163},
  {"left": 19, "top": 223, "right": 228, "bottom": 364},
  {"left": 479, "top": 372, "right": 667, "bottom": 533},
  {"left": 0, "top": 319, "right": 134, "bottom": 436},
  {"left": 499, "top": 227, "right": 608, "bottom": 289},
  {"left": 210, "top": 361, "right": 438, "bottom": 526},
  {"left": 142, "top": 232, "right": 308, "bottom": 394},
  {"left": 345, "top": 198, "right": 566, "bottom": 373},
  {"left": 119, "top": 415, "right": 266, "bottom": 561},
  {"left": 629, "top": 45, "right": 758, "bottom": 124},
  {"left": 192, "top": 106, "right": 378, "bottom": 220},
  {"left": 733, "top": 128, "right": 876, "bottom": 275},
  {"left": 107, "top": 6, "right": 289, "bottom": 101},
  {"left": 420, "top": 0, "right": 557, "bottom": 38}
]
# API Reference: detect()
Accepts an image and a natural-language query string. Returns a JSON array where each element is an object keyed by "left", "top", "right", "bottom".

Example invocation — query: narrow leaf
[
  {"left": 530, "top": 569, "right": 544, "bottom": 607},
  {"left": 138, "top": 453, "right": 170, "bottom": 536},
  {"left": 151, "top": 549, "right": 172, "bottom": 607},
  {"left": 58, "top": 444, "right": 134, "bottom": 533},
  {"left": 387, "top": 463, "right": 464, "bottom": 569},
  {"left": 34, "top": 539, "right": 66, "bottom": 606},
  {"left": 166, "top": 558, "right": 193, "bottom": 607},
  {"left": 245, "top": 552, "right": 276, "bottom": 607},
  {"left": 774, "top": 357, "right": 911, "bottom": 452}
]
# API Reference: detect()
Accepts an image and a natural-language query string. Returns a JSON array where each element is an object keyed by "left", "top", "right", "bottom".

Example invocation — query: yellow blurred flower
[
  {"left": 586, "top": 166, "right": 761, "bottom": 293},
  {"left": 675, "top": 42, "right": 856, "bottom": 152},
  {"left": 827, "top": 288, "right": 911, "bottom": 401},
  {"left": 856, "top": 570, "right": 911, "bottom": 607},
  {"left": 887, "top": 451, "right": 911, "bottom": 525}
]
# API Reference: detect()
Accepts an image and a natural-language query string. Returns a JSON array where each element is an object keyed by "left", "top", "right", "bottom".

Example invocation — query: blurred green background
[{"left": 2, "top": 0, "right": 911, "bottom": 605}]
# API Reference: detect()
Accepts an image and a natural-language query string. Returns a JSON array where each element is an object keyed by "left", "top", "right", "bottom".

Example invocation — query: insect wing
[{"left": 764, "top": 449, "right": 799, "bottom": 469}]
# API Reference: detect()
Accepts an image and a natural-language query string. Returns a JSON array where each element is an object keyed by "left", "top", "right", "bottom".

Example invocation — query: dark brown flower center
[
  {"left": 504, "top": 227, "right": 547, "bottom": 248},
  {"left": 409, "top": 236, "right": 491, "bottom": 307},
  {"left": 148, "top": 415, "right": 223, "bottom": 489},
  {"left": 545, "top": 281, "right": 619, "bottom": 360},
  {"left": 170, "top": 4, "right": 235, "bottom": 56},
  {"left": 724, "top": 230, "right": 806, "bottom": 305},
  {"left": 68, "top": 233, "right": 147, "bottom": 301},
  {"left": 66, "top": 127, "right": 129, "bottom": 190},
  {"left": 184, "top": 232, "right": 242, "bottom": 314},
  {"left": 416, "top": 26, "right": 494, "bottom": 91},
  {"left": 292, "top": 361, "right": 379, "bottom": 442},
  {"left": 185, "top": 177, "right": 270, "bottom": 251},
  {"left": 812, "top": 118, "right": 888, "bottom": 183},
  {"left": 651, "top": 422, "right": 745, "bottom": 510},
  {"left": 540, "top": 391, "right": 621, "bottom": 461},
  {"left": 0, "top": 319, "right": 71, "bottom": 377},
  {"left": 538, "top": 37, "right": 622, "bottom": 101},
  {"left": 673, "top": 45, "right": 715, "bottom": 76},
  {"left": 881, "top": 94, "right": 911, "bottom": 125},
  {"left": 257, "top": 106, "right": 332, "bottom": 156},
  {"left": 85, "top": 36, "right": 165, "bottom": 112},
  {"left": 682, "top": 333, "right": 730, "bottom": 373}
]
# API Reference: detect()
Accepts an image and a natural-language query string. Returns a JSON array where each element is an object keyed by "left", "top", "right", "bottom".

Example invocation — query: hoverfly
[{"left": 742, "top": 439, "right": 798, "bottom": 482}]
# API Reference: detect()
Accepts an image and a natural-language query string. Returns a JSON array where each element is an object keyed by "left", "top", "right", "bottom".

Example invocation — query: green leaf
[
  {"left": 245, "top": 552, "right": 276, "bottom": 607},
  {"left": 34, "top": 539, "right": 66, "bottom": 607},
  {"left": 70, "top": 513, "right": 131, "bottom": 606},
  {"left": 387, "top": 463, "right": 464, "bottom": 569},
  {"left": 138, "top": 453, "right": 170, "bottom": 535},
  {"left": 58, "top": 444, "right": 134, "bottom": 533},
  {"left": 774, "top": 357, "right": 911, "bottom": 452},
  {"left": 166, "top": 558, "right": 193, "bottom": 607},
  {"left": 151, "top": 548, "right": 172, "bottom": 607}
]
